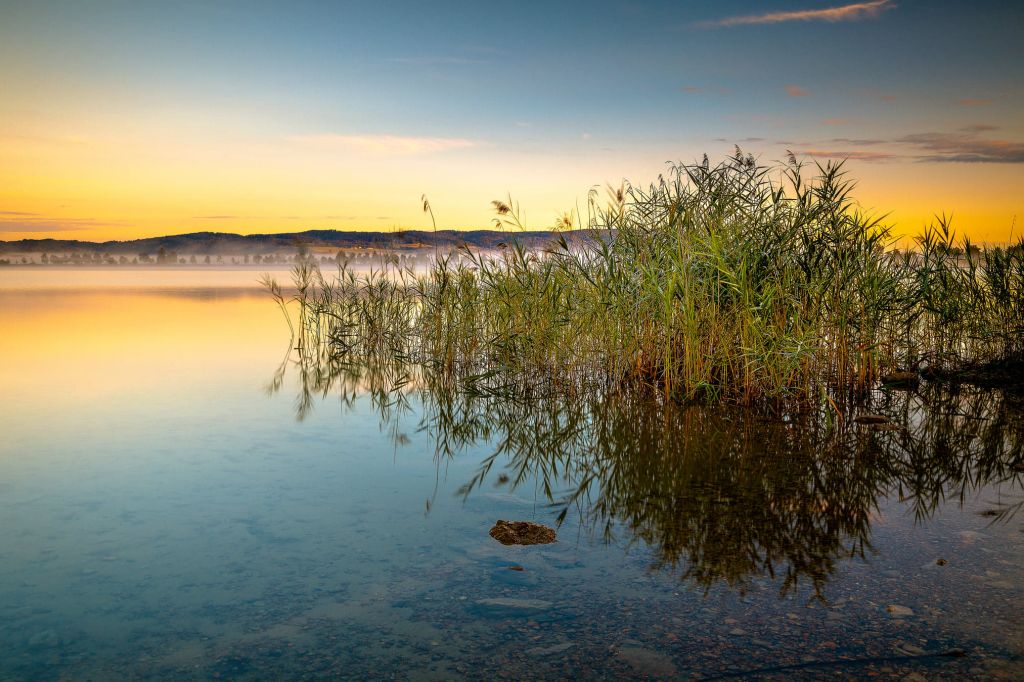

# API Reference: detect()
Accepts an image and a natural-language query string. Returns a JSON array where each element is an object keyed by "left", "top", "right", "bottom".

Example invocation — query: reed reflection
[{"left": 270, "top": 346, "right": 1024, "bottom": 598}]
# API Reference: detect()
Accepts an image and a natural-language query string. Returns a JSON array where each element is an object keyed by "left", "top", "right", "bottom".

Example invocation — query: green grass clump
[{"left": 272, "top": 152, "right": 1024, "bottom": 405}]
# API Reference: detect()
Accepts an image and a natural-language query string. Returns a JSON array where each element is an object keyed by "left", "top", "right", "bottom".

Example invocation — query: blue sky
[{"left": 1, "top": 0, "right": 1022, "bottom": 240}]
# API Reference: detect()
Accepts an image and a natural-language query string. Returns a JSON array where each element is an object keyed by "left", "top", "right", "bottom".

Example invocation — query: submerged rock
[
  {"left": 475, "top": 597, "right": 552, "bottom": 609},
  {"left": 897, "top": 642, "right": 926, "bottom": 656},
  {"left": 527, "top": 642, "right": 575, "bottom": 656},
  {"left": 887, "top": 604, "right": 914, "bottom": 617},
  {"left": 616, "top": 646, "right": 678, "bottom": 677},
  {"left": 489, "top": 520, "right": 556, "bottom": 545}
]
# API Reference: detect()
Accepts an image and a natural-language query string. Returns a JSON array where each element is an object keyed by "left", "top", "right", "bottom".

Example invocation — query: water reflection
[{"left": 272, "top": 346, "right": 1024, "bottom": 598}]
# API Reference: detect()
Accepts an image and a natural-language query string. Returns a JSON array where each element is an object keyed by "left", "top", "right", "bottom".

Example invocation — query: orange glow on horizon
[{"left": 1, "top": 126, "right": 1021, "bottom": 244}]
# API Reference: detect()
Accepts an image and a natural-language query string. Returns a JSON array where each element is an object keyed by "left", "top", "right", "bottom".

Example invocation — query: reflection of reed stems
[{"left": 268, "top": 330, "right": 1024, "bottom": 598}]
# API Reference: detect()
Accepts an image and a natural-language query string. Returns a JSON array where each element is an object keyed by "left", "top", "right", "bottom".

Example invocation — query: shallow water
[{"left": 0, "top": 268, "right": 1022, "bottom": 680}]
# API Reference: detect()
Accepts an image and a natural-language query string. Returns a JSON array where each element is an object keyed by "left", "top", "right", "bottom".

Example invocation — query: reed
[{"left": 269, "top": 152, "right": 1024, "bottom": 405}]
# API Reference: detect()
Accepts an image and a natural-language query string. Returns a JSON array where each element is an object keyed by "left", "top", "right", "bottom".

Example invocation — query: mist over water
[{"left": 0, "top": 269, "right": 1021, "bottom": 680}]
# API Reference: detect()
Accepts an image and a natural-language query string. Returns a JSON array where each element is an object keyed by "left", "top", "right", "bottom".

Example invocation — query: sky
[{"left": 1, "top": 0, "right": 1022, "bottom": 243}]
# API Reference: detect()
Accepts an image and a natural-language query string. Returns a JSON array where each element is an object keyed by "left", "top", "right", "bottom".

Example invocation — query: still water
[{"left": 0, "top": 268, "right": 1021, "bottom": 680}]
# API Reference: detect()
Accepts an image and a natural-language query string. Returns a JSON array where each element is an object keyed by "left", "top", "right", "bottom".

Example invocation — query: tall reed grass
[{"left": 271, "top": 152, "right": 1024, "bottom": 404}]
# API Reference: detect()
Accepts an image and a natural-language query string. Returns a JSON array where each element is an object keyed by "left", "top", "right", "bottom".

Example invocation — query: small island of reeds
[{"left": 266, "top": 153, "right": 1024, "bottom": 407}]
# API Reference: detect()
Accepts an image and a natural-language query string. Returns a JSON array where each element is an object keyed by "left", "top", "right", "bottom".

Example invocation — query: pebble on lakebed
[
  {"left": 887, "top": 604, "right": 914, "bottom": 617},
  {"left": 489, "top": 520, "right": 557, "bottom": 545}
]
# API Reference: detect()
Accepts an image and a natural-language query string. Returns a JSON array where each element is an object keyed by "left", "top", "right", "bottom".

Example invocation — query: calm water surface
[{"left": 1, "top": 268, "right": 1021, "bottom": 680}]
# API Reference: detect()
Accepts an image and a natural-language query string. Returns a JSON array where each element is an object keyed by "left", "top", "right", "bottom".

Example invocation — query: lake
[{"left": 1, "top": 268, "right": 1021, "bottom": 680}]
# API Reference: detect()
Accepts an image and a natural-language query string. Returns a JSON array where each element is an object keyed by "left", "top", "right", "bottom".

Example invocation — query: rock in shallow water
[
  {"left": 616, "top": 646, "right": 677, "bottom": 677},
  {"left": 489, "top": 520, "right": 556, "bottom": 545},
  {"left": 475, "top": 597, "right": 552, "bottom": 609},
  {"left": 527, "top": 642, "right": 575, "bottom": 656}
]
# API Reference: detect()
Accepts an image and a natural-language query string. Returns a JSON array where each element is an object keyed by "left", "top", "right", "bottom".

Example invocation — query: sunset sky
[{"left": 1, "top": 0, "right": 1022, "bottom": 242}]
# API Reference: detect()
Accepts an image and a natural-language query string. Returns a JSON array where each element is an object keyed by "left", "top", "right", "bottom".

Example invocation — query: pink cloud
[
  {"left": 795, "top": 148, "right": 898, "bottom": 162},
  {"left": 899, "top": 132, "right": 1024, "bottom": 163},
  {"left": 785, "top": 85, "right": 810, "bottom": 97},
  {"left": 698, "top": 0, "right": 895, "bottom": 28}
]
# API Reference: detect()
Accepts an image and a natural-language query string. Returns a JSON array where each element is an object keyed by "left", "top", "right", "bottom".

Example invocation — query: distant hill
[{"left": 0, "top": 229, "right": 598, "bottom": 255}]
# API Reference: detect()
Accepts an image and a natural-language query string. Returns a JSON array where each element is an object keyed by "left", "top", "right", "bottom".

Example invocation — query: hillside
[{"left": 0, "top": 229, "right": 596, "bottom": 256}]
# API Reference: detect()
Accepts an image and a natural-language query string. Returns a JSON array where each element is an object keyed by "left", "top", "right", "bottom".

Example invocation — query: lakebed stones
[
  {"left": 526, "top": 641, "right": 575, "bottom": 657},
  {"left": 489, "top": 520, "right": 556, "bottom": 546},
  {"left": 475, "top": 597, "right": 552, "bottom": 609}
]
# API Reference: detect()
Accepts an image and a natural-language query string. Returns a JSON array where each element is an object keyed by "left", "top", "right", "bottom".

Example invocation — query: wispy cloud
[
  {"left": 0, "top": 211, "right": 41, "bottom": 217},
  {"left": 289, "top": 134, "right": 478, "bottom": 155},
  {"left": 785, "top": 84, "right": 810, "bottom": 97},
  {"left": 828, "top": 137, "right": 887, "bottom": 146},
  {"left": 787, "top": 128, "right": 1024, "bottom": 164},
  {"left": 793, "top": 148, "right": 899, "bottom": 162},
  {"left": 823, "top": 118, "right": 852, "bottom": 126},
  {"left": 957, "top": 98, "right": 992, "bottom": 106},
  {"left": 192, "top": 214, "right": 387, "bottom": 222},
  {"left": 0, "top": 217, "right": 109, "bottom": 232},
  {"left": 899, "top": 132, "right": 1024, "bottom": 163},
  {"left": 697, "top": 0, "right": 895, "bottom": 28}
]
